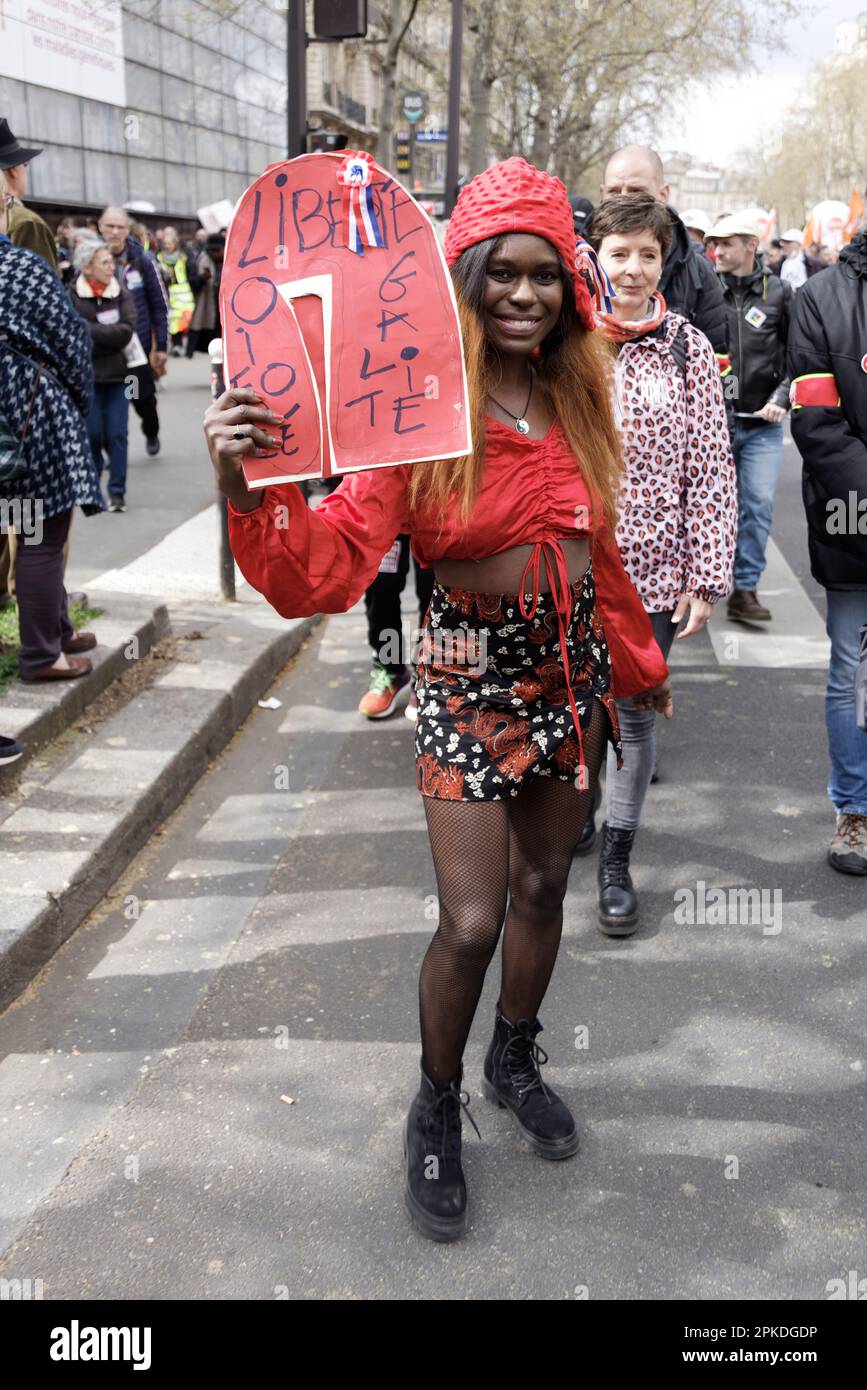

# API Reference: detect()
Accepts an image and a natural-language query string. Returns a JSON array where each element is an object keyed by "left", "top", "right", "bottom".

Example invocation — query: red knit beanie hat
[{"left": 444, "top": 157, "right": 596, "bottom": 331}]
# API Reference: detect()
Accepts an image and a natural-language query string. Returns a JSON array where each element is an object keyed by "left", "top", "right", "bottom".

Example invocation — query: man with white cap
[
  {"left": 707, "top": 212, "right": 793, "bottom": 623},
  {"left": 681, "top": 209, "right": 712, "bottom": 246},
  {"left": 778, "top": 228, "right": 822, "bottom": 291}
]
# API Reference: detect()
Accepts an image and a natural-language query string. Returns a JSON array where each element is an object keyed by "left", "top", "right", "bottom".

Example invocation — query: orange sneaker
[{"left": 358, "top": 666, "right": 411, "bottom": 719}]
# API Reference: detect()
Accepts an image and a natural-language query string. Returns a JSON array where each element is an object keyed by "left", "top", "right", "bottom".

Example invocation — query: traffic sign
[{"left": 402, "top": 90, "right": 427, "bottom": 123}]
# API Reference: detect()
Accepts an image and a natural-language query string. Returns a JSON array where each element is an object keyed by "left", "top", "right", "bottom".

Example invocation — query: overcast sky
[{"left": 656, "top": 0, "right": 865, "bottom": 168}]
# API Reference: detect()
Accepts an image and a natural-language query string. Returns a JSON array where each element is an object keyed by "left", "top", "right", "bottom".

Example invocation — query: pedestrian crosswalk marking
[{"left": 705, "top": 539, "right": 829, "bottom": 669}]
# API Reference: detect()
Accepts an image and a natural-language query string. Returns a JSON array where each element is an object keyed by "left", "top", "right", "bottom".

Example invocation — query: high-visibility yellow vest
[{"left": 158, "top": 252, "right": 195, "bottom": 334}]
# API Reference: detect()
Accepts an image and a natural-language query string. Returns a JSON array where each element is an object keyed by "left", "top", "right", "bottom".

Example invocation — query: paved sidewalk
[
  {"left": 1, "top": 501, "right": 320, "bottom": 1010},
  {"left": 0, "top": 527, "right": 864, "bottom": 1297}
]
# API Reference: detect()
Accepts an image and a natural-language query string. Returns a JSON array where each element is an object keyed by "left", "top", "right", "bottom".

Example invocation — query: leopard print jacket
[{"left": 612, "top": 311, "right": 737, "bottom": 611}]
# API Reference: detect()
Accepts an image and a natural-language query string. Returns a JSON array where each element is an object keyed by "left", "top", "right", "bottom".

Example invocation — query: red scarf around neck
[{"left": 594, "top": 290, "right": 667, "bottom": 342}]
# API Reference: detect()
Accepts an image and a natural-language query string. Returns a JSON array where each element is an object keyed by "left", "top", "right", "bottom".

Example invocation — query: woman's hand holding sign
[{"left": 203, "top": 387, "right": 282, "bottom": 511}]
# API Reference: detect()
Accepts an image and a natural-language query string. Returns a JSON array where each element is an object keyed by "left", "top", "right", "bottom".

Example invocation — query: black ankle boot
[
  {"left": 597, "top": 822, "right": 638, "bottom": 936},
  {"left": 403, "top": 1062, "right": 480, "bottom": 1242},
  {"left": 482, "top": 1006, "right": 579, "bottom": 1159},
  {"left": 573, "top": 781, "right": 602, "bottom": 856}
]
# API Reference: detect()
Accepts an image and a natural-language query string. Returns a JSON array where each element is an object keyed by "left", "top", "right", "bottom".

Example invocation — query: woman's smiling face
[
  {"left": 596, "top": 228, "right": 663, "bottom": 319},
  {"left": 482, "top": 234, "right": 564, "bottom": 356}
]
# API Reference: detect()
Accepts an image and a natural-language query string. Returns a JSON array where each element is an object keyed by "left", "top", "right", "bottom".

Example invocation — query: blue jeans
[
  {"left": 606, "top": 609, "right": 678, "bottom": 831},
  {"left": 825, "top": 589, "right": 867, "bottom": 815},
  {"left": 732, "top": 420, "right": 784, "bottom": 590},
  {"left": 87, "top": 381, "right": 129, "bottom": 497}
]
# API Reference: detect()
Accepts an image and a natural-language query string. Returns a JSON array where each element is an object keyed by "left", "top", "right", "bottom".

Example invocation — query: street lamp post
[
  {"left": 444, "top": 0, "right": 464, "bottom": 217},
  {"left": 287, "top": 0, "right": 307, "bottom": 159}
]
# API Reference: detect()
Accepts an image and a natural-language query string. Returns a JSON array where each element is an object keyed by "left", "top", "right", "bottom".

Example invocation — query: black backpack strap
[
  {"left": 668, "top": 321, "right": 688, "bottom": 379},
  {"left": 646, "top": 319, "right": 688, "bottom": 379}
]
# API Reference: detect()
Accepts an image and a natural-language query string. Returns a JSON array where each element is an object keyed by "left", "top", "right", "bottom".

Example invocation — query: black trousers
[
  {"left": 15, "top": 507, "right": 74, "bottom": 676},
  {"left": 364, "top": 534, "right": 435, "bottom": 677},
  {"left": 130, "top": 363, "right": 159, "bottom": 441}
]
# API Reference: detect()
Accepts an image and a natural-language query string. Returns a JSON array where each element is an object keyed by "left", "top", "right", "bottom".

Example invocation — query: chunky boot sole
[
  {"left": 597, "top": 905, "right": 639, "bottom": 936},
  {"left": 402, "top": 1117, "right": 467, "bottom": 1242},
  {"left": 481, "top": 1076, "right": 580, "bottom": 1160}
]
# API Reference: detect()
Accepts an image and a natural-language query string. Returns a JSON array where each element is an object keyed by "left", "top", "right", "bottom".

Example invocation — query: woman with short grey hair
[{"left": 68, "top": 237, "right": 137, "bottom": 512}]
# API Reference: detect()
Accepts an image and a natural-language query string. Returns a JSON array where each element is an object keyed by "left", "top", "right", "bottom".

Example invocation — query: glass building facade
[{"left": 0, "top": 0, "right": 291, "bottom": 219}]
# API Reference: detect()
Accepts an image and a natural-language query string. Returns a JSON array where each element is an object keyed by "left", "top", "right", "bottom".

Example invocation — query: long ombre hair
[{"left": 407, "top": 235, "right": 623, "bottom": 535}]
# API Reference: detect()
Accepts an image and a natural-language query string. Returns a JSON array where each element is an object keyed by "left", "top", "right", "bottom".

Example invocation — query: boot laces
[
  {"left": 501, "top": 1023, "right": 552, "bottom": 1102},
  {"left": 421, "top": 1080, "right": 481, "bottom": 1161},
  {"left": 838, "top": 813, "right": 867, "bottom": 850},
  {"left": 600, "top": 830, "right": 632, "bottom": 888}
]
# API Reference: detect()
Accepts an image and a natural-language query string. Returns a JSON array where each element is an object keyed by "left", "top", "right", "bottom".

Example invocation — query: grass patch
[{"left": 0, "top": 601, "right": 103, "bottom": 696}]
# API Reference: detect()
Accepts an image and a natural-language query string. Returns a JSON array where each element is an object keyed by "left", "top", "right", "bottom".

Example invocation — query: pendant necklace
[{"left": 488, "top": 365, "right": 534, "bottom": 435}]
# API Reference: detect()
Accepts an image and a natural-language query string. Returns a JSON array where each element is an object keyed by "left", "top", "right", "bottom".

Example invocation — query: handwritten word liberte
[{"left": 225, "top": 169, "right": 439, "bottom": 468}]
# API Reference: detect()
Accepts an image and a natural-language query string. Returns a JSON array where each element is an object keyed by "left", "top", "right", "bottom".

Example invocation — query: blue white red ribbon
[
  {"left": 337, "top": 151, "right": 385, "bottom": 255},
  {"left": 575, "top": 235, "right": 615, "bottom": 314}
]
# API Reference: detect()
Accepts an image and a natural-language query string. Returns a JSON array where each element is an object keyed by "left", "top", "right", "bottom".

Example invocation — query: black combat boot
[
  {"left": 597, "top": 822, "right": 638, "bottom": 936},
  {"left": 403, "top": 1061, "right": 480, "bottom": 1242},
  {"left": 482, "top": 1005, "right": 579, "bottom": 1159}
]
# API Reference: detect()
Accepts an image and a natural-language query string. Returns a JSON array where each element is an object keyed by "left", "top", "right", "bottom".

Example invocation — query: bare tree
[
  {"left": 737, "top": 52, "right": 867, "bottom": 226},
  {"left": 372, "top": 0, "right": 422, "bottom": 175},
  {"left": 473, "top": 0, "right": 803, "bottom": 190}
]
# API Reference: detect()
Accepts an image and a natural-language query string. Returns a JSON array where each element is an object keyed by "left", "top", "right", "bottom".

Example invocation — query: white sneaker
[{"left": 828, "top": 813, "right": 867, "bottom": 876}]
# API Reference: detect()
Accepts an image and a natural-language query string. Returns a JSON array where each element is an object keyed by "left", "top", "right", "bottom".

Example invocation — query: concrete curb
[
  {"left": 0, "top": 605, "right": 321, "bottom": 1011},
  {"left": 2, "top": 591, "right": 170, "bottom": 772}
]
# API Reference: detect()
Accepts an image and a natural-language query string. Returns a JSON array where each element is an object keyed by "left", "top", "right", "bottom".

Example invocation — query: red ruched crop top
[{"left": 228, "top": 416, "right": 669, "bottom": 745}]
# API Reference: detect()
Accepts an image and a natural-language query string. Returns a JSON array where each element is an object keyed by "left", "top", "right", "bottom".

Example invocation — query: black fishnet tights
[{"left": 418, "top": 699, "right": 611, "bottom": 1086}]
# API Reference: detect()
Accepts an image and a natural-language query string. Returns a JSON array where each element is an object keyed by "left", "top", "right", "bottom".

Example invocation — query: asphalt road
[
  {"left": 67, "top": 354, "right": 218, "bottom": 589},
  {"left": 1, "top": 409, "right": 864, "bottom": 1300}
]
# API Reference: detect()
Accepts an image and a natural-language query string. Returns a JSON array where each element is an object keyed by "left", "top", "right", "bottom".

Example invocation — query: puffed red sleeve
[
  {"left": 227, "top": 464, "right": 410, "bottom": 618},
  {"left": 591, "top": 522, "right": 670, "bottom": 697}
]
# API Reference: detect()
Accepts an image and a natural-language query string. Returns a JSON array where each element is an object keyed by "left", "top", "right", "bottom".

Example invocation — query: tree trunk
[
  {"left": 376, "top": 0, "right": 421, "bottom": 178},
  {"left": 530, "top": 96, "right": 551, "bottom": 170},
  {"left": 466, "top": 3, "right": 499, "bottom": 177},
  {"left": 377, "top": 0, "right": 403, "bottom": 176},
  {"left": 468, "top": 66, "right": 494, "bottom": 176}
]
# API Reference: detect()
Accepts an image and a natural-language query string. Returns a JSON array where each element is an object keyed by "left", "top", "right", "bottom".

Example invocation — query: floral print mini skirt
[{"left": 414, "top": 561, "right": 622, "bottom": 801}]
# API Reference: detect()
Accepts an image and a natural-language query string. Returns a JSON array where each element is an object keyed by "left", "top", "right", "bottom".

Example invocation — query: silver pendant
[{"left": 515, "top": 417, "right": 530, "bottom": 435}]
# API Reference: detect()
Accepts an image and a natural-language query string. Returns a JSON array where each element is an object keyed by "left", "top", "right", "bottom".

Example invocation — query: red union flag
[{"left": 220, "top": 152, "right": 471, "bottom": 488}]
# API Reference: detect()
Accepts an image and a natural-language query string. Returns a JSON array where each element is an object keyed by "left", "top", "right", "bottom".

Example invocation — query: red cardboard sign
[{"left": 220, "top": 153, "right": 471, "bottom": 488}]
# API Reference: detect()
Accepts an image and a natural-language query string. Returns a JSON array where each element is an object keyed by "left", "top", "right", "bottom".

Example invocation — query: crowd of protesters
[{"left": 349, "top": 148, "right": 866, "bottom": 898}]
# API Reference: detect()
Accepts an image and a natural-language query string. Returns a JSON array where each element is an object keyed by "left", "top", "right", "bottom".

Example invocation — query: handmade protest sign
[{"left": 220, "top": 151, "right": 471, "bottom": 488}]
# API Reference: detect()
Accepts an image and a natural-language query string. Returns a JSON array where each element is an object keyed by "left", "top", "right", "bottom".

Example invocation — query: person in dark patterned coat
[{"left": 0, "top": 211, "right": 104, "bottom": 681}]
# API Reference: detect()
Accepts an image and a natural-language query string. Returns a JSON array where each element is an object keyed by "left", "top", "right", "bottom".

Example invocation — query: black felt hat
[{"left": 0, "top": 118, "right": 43, "bottom": 170}]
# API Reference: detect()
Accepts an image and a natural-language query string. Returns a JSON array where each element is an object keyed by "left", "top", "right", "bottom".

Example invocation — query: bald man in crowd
[
  {"left": 597, "top": 145, "right": 728, "bottom": 365},
  {"left": 98, "top": 205, "right": 168, "bottom": 456}
]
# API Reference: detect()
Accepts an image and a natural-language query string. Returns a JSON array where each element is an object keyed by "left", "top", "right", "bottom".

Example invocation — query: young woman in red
[{"left": 203, "top": 159, "right": 672, "bottom": 1244}]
